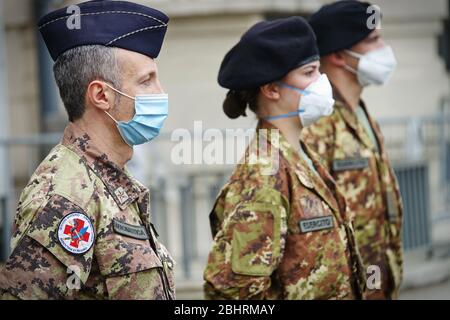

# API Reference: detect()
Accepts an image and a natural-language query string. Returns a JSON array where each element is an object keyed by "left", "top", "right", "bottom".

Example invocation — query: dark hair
[{"left": 222, "top": 89, "right": 260, "bottom": 119}]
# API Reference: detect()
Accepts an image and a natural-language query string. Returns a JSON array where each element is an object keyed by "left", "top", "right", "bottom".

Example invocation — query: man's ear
[
  {"left": 86, "top": 80, "right": 114, "bottom": 111},
  {"left": 325, "top": 52, "right": 347, "bottom": 68},
  {"left": 260, "top": 83, "right": 281, "bottom": 101}
]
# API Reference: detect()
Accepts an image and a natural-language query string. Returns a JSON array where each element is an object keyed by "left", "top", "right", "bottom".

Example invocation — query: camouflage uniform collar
[
  {"left": 61, "top": 123, "right": 142, "bottom": 210},
  {"left": 258, "top": 119, "right": 313, "bottom": 172},
  {"left": 258, "top": 120, "right": 341, "bottom": 215},
  {"left": 331, "top": 86, "right": 380, "bottom": 153},
  {"left": 331, "top": 85, "right": 363, "bottom": 131},
  {"left": 357, "top": 100, "right": 387, "bottom": 156},
  {"left": 301, "top": 142, "right": 348, "bottom": 221}
]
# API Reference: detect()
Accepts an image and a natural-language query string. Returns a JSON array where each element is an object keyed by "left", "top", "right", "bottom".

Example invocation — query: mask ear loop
[
  {"left": 265, "top": 110, "right": 305, "bottom": 121},
  {"left": 343, "top": 50, "right": 362, "bottom": 75},
  {"left": 264, "top": 82, "right": 310, "bottom": 121},
  {"left": 343, "top": 64, "right": 358, "bottom": 75},
  {"left": 277, "top": 82, "right": 311, "bottom": 96},
  {"left": 103, "top": 82, "right": 136, "bottom": 124},
  {"left": 345, "top": 49, "right": 363, "bottom": 59},
  {"left": 104, "top": 110, "right": 119, "bottom": 125},
  {"left": 104, "top": 82, "right": 136, "bottom": 100}
]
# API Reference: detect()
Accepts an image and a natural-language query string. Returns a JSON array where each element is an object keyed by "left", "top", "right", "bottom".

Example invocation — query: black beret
[
  {"left": 38, "top": 0, "right": 169, "bottom": 61},
  {"left": 218, "top": 16, "right": 319, "bottom": 91},
  {"left": 309, "top": 0, "right": 381, "bottom": 56}
]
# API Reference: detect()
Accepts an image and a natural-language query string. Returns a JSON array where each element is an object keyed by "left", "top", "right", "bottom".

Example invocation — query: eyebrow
[
  {"left": 137, "top": 70, "right": 156, "bottom": 81},
  {"left": 301, "top": 64, "right": 318, "bottom": 71}
]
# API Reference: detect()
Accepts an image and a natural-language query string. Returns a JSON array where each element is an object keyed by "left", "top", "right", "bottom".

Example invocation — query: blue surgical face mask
[{"left": 104, "top": 83, "right": 169, "bottom": 146}]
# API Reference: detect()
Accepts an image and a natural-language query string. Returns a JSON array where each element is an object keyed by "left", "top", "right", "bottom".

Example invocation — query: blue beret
[
  {"left": 38, "top": 0, "right": 169, "bottom": 61},
  {"left": 309, "top": 0, "right": 381, "bottom": 56},
  {"left": 218, "top": 16, "right": 319, "bottom": 91}
]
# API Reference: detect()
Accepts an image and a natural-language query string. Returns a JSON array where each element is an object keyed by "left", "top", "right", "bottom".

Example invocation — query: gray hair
[{"left": 53, "top": 45, "right": 122, "bottom": 122}]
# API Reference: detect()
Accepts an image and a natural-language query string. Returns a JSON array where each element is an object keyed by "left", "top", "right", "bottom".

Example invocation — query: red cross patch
[{"left": 58, "top": 212, "right": 95, "bottom": 254}]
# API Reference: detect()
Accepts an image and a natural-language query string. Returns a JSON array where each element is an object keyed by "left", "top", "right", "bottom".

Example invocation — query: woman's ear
[
  {"left": 86, "top": 80, "right": 114, "bottom": 111},
  {"left": 260, "top": 83, "right": 281, "bottom": 101}
]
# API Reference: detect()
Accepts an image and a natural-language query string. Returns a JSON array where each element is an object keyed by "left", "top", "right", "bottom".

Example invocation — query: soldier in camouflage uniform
[
  {"left": 301, "top": 1, "right": 403, "bottom": 299},
  {"left": 0, "top": 0, "right": 175, "bottom": 300},
  {"left": 204, "top": 17, "right": 366, "bottom": 300}
]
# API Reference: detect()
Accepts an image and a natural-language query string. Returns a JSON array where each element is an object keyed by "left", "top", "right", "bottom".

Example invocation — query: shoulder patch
[{"left": 58, "top": 212, "right": 95, "bottom": 254}]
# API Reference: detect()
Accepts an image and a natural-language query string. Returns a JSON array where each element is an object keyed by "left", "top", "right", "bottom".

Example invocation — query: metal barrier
[
  {"left": 177, "top": 172, "right": 229, "bottom": 279},
  {"left": 0, "top": 133, "right": 62, "bottom": 261},
  {"left": 394, "top": 162, "right": 431, "bottom": 251}
]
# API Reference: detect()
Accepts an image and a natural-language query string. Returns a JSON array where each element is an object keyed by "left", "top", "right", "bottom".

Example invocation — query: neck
[
  {"left": 73, "top": 115, "right": 133, "bottom": 169},
  {"left": 267, "top": 116, "right": 303, "bottom": 153},
  {"left": 322, "top": 64, "right": 362, "bottom": 111}
]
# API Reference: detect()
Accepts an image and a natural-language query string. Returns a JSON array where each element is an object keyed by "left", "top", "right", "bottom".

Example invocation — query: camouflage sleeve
[
  {"left": 204, "top": 187, "right": 289, "bottom": 300},
  {"left": 387, "top": 236, "right": 403, "bottom": 299},
  {"left": 387, "top": 173, "right": 404, "bottom": 298},
  {"left": 374, "top": 120, "right": 404, "bottom": 297},
  {"left": 0, "top": 268, "right": 18, "bottom": 300},
  {"left": 301, "top": 113, "right": 337, "bottom": 171},
  {"left": 94, "top": 229, "right": 176, "bottom": 300},
  {"left": 0, "top": 195, "right": 94, "bottom": 299}
]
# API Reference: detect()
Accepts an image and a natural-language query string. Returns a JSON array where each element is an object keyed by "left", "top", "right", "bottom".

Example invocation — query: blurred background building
[{"left": 1, "top": 0, "right": 450, "bottom": 299}]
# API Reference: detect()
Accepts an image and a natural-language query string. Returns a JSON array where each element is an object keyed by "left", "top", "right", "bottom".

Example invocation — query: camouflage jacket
[
  {"left": 301, "top": 90, "right": 404, "bottom": 299},
  {"left": 0, "top": 123, "right": 175, "bottom": 300},
  {"left": 203, "top": 120, "right": 366, "bottom": 300}
]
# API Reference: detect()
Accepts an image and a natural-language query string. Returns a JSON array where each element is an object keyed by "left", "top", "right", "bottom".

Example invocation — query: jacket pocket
[{"left": 230, "top": 202, "right": 282, "bottom": 277}]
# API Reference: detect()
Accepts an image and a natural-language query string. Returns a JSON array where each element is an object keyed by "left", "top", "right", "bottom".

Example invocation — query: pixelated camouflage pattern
[
  {"left": 0, "top": 123, "right": 175, "bottom": 300},
  {"left": 301, "top": 91, "right": 404, "bottom": 300},
  {"left": 204, "top": 120, "right": 365, "bottom": 300}
]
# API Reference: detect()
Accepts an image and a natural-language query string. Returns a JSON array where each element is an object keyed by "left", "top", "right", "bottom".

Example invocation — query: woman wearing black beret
[{"left": 203, "top": 16, "right": 366, "bottom": 300}]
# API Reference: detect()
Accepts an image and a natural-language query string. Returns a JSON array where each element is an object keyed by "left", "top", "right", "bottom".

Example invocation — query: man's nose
[{"left": 155, "top": 80, "right": 165, "bottom": 94}]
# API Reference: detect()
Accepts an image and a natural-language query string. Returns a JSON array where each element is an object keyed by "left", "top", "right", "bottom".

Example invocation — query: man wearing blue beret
[
  {"left": 0, "top": 0, "right": 175, "bottom": 299},
  {"left": 302, "top": 0, "right": 403, "bottom": 299}
]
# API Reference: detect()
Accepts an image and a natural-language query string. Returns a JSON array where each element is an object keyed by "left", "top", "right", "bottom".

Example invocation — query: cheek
[
  {"left": 303, "top": 76, "right": 318, "bottom": 89},
  {"left": 283, "top": 91, "right": 301, "bottom": 111},
  {"left": 295, "top": 74, "right": 317, "bottom": 91},
  {"left": 117, "top": 99, "right": 136, "bottom": 121},
  {"left": 126, "top": 100, "right": 137, "bottom": 119}
]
